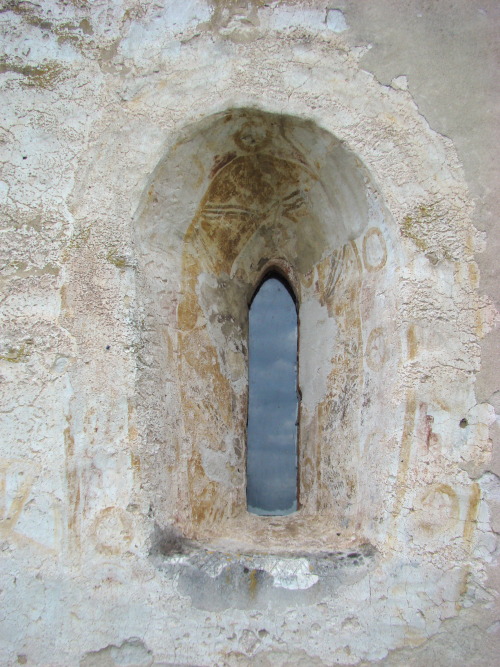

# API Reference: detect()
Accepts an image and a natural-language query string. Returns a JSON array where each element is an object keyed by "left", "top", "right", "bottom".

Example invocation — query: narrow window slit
[{"left": 246, "top": 274, "right": 299, "bottom": 516}]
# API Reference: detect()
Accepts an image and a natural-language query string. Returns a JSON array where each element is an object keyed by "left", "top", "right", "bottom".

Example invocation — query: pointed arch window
[{"left": 246, "top": 274, "right": 299, "bottom": 516}]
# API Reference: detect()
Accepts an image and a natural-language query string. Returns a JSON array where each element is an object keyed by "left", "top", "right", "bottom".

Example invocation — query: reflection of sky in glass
[{"left": 246, "top": 277, "right": 298, "bottom": 515}]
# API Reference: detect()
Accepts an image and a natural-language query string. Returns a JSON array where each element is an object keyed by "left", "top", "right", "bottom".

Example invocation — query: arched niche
[{"left": 134, "top": 109, "right": 403, "bottom": 550}]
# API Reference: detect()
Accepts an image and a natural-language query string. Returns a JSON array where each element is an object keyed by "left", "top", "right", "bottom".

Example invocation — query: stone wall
[{"left": 0, "top": 2, "right": 498, "bottom": 665}]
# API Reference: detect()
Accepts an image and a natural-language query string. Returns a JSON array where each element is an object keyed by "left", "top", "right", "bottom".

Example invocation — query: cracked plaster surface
[{"left": 0, "top": 1, "right": 498, "bottom": 666}]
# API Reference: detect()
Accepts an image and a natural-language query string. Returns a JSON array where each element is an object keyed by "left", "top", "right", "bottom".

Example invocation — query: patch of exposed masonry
[
  {"left": 151, "top": 525, "right": 376, "bottom": 611},
  {"left": 80, "top": 639, "right": 153, "bottom": 667}
]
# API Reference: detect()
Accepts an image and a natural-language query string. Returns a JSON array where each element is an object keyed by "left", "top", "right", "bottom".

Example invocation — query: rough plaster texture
[{"left": 0, "top": 1, "right": 498, "bottom": 665}]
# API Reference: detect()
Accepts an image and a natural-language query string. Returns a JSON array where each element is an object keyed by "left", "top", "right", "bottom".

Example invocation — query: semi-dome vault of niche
[{"left": 135, "top": 108, "right": 403, "bottom": 548}]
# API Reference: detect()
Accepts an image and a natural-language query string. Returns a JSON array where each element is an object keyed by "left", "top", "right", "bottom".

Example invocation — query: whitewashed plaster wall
[{"left": 0, "top": 1, "right": 498, "bottom": 666}]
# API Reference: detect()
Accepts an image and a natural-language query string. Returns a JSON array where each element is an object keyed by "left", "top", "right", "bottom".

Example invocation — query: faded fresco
[{"left": 1, "top": 2, "right": 498, "bottom": 665}]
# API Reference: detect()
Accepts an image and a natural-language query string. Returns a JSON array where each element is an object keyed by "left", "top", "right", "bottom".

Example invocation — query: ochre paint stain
[
  {"left": 64, "top": 425, "right": 74, "bottom": 458},
  {"left": 130, "top": 452, "right": 141, "bottom": 472},
  {"left": 177, "top": 143, "right": 312, "bottom": 535},
  {"left": 317, "top": 242, "right": 362, "bottom": 314},
  {"left": 468, "top": 262, "right": 479, "bottom": 289},
  {"left": 189, "top": 154, "right": 303, "bottom": 274},
  {"left": 179, "top": 332, "right": 232, "bottom": 429},
  {"left": 0, "top": 459, "right": 59, "bottom": 552},
  {"left": 210, "top": 152, "right": 237, "bottom": 178},
  {"left": 64, "top": 424, "right": 80, "bottom": 551},
  {"left": 0, "top": 465, "right": 34, "bottom": 533},
  {"left": 456, "top": 565, "right": 471, "bottom": 612},
  {"left": 313, "top": 242, "right": 363, "bottom": 514},
  {"left": 186, "top": 453, "right": 230, "bottom": 531},
  {"left": 463, "top": 482, "right": 481, "bottom": 544},
  {"left": 389, "top": 390, "right": 417, "bottom": 547},
  {"left": 418, "top": 483, "right": 459, "bottom": 534},
  {"left": 362, "top": 227, "right": 387, "bottom": 272},
  {"left": 407, "top": 325, "right": 417, "bottom": 359},
  {"left": 248, "top": 569, "right": 258, "bottom": 598},
  {"left": 311, "top": 241, "right": 363, "bottom": 515}
]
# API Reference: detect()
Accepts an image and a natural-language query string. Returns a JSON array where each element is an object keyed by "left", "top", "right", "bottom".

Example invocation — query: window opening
[{"left": 246, "top": 274, "right": 299, "bottom": 516}]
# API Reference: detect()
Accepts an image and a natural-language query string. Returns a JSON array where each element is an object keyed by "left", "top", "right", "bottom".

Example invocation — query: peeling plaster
[{"left": 0, "top": 1, "right": 498, "bottom": 665}]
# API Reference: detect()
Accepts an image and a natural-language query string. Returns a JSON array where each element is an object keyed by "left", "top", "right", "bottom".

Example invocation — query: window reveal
[
  {"left": 140, "top": 109, "right": 389, "bottom": 542},
  {"left": 246, "top": 275, "right": 299, "bottom": 515}
]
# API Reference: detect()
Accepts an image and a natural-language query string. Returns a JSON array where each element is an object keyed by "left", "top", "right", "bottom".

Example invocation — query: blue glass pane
[{"left": 246, "top": 277, "right": 298, "bottom": 515}]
